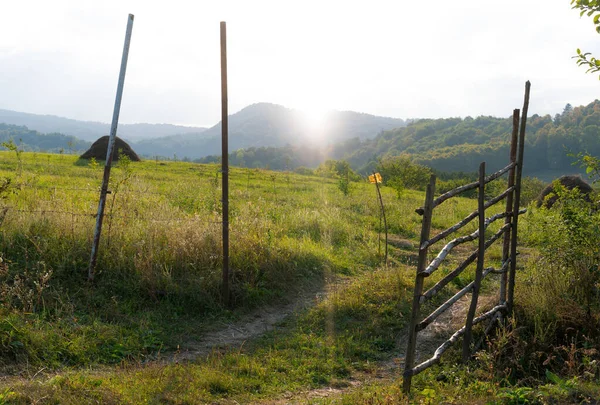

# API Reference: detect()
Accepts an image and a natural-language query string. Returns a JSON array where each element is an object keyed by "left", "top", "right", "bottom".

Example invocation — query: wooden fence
[{"left": 402, "top": 82, "right": 531, "bottom": 392}]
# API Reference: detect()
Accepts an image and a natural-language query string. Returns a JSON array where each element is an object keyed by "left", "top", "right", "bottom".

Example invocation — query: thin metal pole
[
  {"left": 88, "top": 14, "right": 134, "bottom": 282},
  {"left": 462, "top": 162, "right": 486, "bottom": 362},
  {"left": 403, "top": 174, "right": 436, "bottom": 393},
  {"left": 500, "top": 109, "right": 519, "bottom": 304},
  {"left": 220, "top": 21, "right": 230, "bottom": 305},
  {"left": 508, "top": 81, "right": 531, "bottom": 315}
]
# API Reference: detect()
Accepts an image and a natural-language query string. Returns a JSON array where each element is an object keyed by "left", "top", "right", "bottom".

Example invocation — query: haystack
[
  {"left": 80, "top": 135, "right": 141, "bottom": 162},
  {"left": 536, "top": 175, "right": 592, "bottom": 208}
]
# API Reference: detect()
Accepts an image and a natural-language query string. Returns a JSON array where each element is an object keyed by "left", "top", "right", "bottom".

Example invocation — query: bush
[
  {"left": 315, "top": 160, "right": 361, "bottom": 181},
  {"left": 293, "top": 166, "right": 314, "bottom": 176},
  {"left": 377, "top": 156, "right": 433, "bottom": 193},
  {"left": 521, "top": 184, "right": 600, "bottom": 343}
]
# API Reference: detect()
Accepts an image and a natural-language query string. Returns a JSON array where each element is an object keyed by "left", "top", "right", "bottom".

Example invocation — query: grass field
[{"left": 1, "top": 151, "right": 597, "bottom": 403}]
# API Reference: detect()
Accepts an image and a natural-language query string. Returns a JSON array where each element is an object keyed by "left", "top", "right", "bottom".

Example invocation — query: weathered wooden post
[
  {"left": 88, "top": 14, "right": 134, "bottom": 282},
  {"left": 500, "top": 109, "right": 520, "bottom": 304},
  {"left": 370, "top": 172, "right": 387, "bottom": 265},
  {"left": 462, "top": 162, "right": 486, "bottom": 362},
  {"left": 403, "top": 174, "right": 436, "bottom": 393},
  {"left": 508, "top": 81, "right": 531, "bottom": 315},
  {"left": 220, "top": 21, "right": 231, "bottom": 305}
]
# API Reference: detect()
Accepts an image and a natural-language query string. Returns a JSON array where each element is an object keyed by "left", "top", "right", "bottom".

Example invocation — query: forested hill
[
  {"left": 134, "top": 103, "right": 407, "bottom": 159},
  {"left": 335, "top": 101, "right": 600, "bottom": 178},
  {"left": 0, "top": 123, "right": 90, "bottom": 153}
]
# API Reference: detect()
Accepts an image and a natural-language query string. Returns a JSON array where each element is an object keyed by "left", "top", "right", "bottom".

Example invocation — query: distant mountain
[
  {"left": 0, "top": 109, "right": 207, "bottom": 142},
  {"left": 133, "top": 103, "right": 407, "bottom": 159}
]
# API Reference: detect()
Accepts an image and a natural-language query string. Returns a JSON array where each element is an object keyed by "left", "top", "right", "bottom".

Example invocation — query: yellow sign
[{"left": 369, "top": 173, "right": 383, "bottom": 184}]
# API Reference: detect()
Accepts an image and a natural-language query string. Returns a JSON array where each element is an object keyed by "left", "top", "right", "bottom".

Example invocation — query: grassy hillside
[
  {"left": 0, "top": 151, "right": 598, "bottom": 403},
  {"left": 0, "top": 151, "right": 432, "bottom": 369},
  {"left": 0, "top": 151, "right": 485, "bottom": 400}
]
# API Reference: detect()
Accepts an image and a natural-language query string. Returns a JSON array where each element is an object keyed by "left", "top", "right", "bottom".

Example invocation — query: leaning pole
[{"left": 88, "top": 14, "right": 134, "bottom": 282}]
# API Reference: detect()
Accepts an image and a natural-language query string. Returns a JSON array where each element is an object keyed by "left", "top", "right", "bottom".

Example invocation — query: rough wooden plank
[
  {"left": 402, "top": 175, "right": 436, "bottom": 393},
  {"left": 421, "top": 211, "right": 512, "bottom": 277},
  {"left": 462, "top": 162, "right": 487, "bottom": 362},
  {"left": 418, "top": 264, "right": 503, "bottom": 332},
  {"left": 422, "top": 222, "right": 514, "bottom": 299},
  {"left": 508, "top": 81, "right": 531, "bottom": 314},
  {"left": 422, "top": 186, "right": 515, "bottom": 250},
  {"left": 407, "top": 304, "right": 507, "bottom": 377},
  {"left": 500, "top": 109, "right": 520, "bottom": 304},
  {"left": 415, "top": 162, "right": 516, "bottom": 215}
]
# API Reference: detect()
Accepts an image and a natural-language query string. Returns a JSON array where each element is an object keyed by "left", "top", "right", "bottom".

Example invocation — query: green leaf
[
  {"left": 546, "top": 369, "right": 563, "bottom": 384},
  {"left": 586, "top": 166, "right": 593, "bottom": 174}
]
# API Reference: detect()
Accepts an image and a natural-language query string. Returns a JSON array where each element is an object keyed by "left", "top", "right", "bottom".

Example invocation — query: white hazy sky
[{"left": 1, "top": 0, "right": 600, "bottom": 127}]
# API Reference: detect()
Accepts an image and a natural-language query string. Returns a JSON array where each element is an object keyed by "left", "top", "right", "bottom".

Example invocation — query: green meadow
[{"left": 0, "top": 151, "right": 598, "bottom": 404}]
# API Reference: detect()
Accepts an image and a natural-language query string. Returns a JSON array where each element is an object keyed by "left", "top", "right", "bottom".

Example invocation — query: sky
[{"left": 1, "top": 0, "right": 600, "bottom": 127}]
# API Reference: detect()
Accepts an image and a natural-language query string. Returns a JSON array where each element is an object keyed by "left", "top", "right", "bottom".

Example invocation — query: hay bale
[
  {"left": 536, "top": 175, "right": 593, "bottom": 208},
  {"left": 80, "top": 135, "right": 141, "bottom": 162}
]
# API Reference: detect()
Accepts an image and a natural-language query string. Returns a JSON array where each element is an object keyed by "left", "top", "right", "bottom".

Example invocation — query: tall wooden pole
[
  {"left": 88, "top": 14, "right": 134, "bottom": 282},
  {"left": 500, "top": 109, "right": 519, "bottom": 304},
  {"left": 508, "top": 81, "right": 531, "bottom": 315},
  {"left": 220, "top": 21, "right": 230, "bottom": 305}
]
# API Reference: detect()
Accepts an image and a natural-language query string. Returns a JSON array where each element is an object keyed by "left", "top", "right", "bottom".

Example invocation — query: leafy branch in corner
[{"left": 571, "top": 0, "right": 600, "bottom": 76}]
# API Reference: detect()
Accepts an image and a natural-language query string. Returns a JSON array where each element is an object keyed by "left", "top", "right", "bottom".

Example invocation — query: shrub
[
  {"left": 521, "top": 184, "right": 600, "bottom": 343},
  {"left": 293, "top": 166, "right": 314, "bottom": 176},
  {"left": 377, "top": 156, "right": 432, "bottom": 192}
]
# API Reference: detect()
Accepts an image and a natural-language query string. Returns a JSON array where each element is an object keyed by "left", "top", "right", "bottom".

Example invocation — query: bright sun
[{"left": 301, "top": 108, "right": 331, "bottom": 143}]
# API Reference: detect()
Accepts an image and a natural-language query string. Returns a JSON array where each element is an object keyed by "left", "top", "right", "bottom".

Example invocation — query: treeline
[
  {"left": 341, "top": 102, "right": 600, "bottom": 176},
  {"left": 0, "top": 123, "right": 90, "bottom": 153},
  {"left": 195, "top": 145, "right": 326, "bottom": 170}
]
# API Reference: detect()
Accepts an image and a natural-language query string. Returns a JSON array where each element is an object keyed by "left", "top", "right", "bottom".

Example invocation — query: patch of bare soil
[
  {"left": 153, "top": 279, "right": 347, "bottom": 365},
  {"left": 386, "top": 236, "right": 416, "bottom": 250},
  {"left": 265, "top": 294, "right": 497, "bottom": 404}
]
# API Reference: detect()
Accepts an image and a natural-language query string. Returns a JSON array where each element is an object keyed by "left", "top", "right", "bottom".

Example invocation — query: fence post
[
  {"left": 88, "top": 14, "right": 134, "bottom": 282},
  {"left": 500, "top": 109, "right": 520, "bottom": 304},
  {"left": 403, "top": 174, "right": 436, "bottom": 393},
  {"left": 508, "top": 81, "right": 531, "bottom": 315},
  {"left": 462, "top": 162, "right": 486, "bottom": 362},
  {"left": 373, "top": 172, "right": 388, "bottom": 265},
  {"left": 220, "top": 21, "right": 230, "bottom": 305}
]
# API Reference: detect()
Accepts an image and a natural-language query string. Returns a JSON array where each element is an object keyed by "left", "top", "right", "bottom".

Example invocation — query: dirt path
[
  {"left": 265, "top": 294, "right": 492, "bottom": 404},
  {"left": 153, "top": 279, "right": 343, "bottom": 365},
  {"left": 153, "top": 273, "right": 489, "bottom": 404}
]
